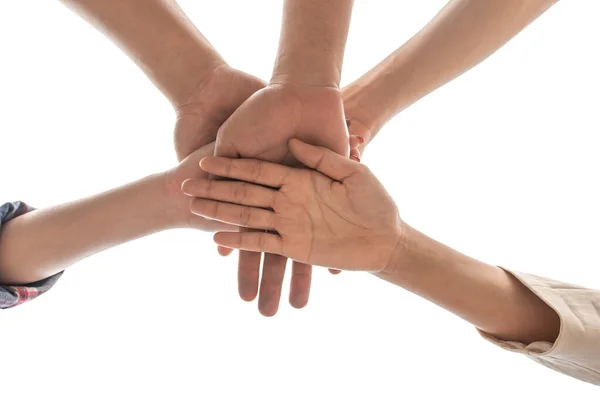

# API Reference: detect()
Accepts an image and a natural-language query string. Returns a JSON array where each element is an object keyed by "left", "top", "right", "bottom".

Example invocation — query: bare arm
[
  {"left": 271, "top": 0, "right": 354, "bottom": 88},
  {"left": 343, "top": 0, "right": 558, "bottom": 144},
  {"left": 185, "top": 143, "right": 598, "bottom": 383},
  {"left": 59, "top": 0, "right": 224, "bottom": 108},
  {"left": 185, "top": 142, "right": 562, "bottom": 344},
  {"left": 0, "top": 143, "right": 223, "bottom": 286},
  {"left": 377, "top": 224, "right": 560, "bottom": 344},
  {"left": 0, "top": 174, "right": 178, "bottom": 285}
]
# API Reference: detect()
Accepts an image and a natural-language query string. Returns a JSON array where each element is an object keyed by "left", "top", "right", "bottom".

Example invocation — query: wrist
[
  {"left": 345, "top": 78, "right": 398, "bottom": 137},
  {"left": 270, "top": 71, "right": 341, "bottom": 90},
  {"left": 341, "top": 86, "right": 379, "bottom": 147},
  {"left": 153, "top": 171, "right": 189, "bottom": 230},
  {"left": 271, "top": 51, "right": 342, "bottom": 89},
  {"left": 376, "top": 222, "right": 440, "bottom": 287},
  {"left": 169, "top": 56, "right": 227, "bottom": 110},
  {"left": 377, "top": 221, "right": 410, "bottom": 276}
]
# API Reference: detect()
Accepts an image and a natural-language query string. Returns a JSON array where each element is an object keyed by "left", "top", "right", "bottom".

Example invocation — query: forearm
[
  {"left": 271, "top": 0, "right": 354, "bottom": 88},
  {"left": 59, "top": 0, "right": 224, "bottom": 108},
  {"left": 376, "top": 224, "right": 560, "bottom": 344},
  {"left": 343, "top": 0, "right": 558, "bottom": 140},
  {"left": 0, "top": 173, "right": 179, "bottom": 285}
]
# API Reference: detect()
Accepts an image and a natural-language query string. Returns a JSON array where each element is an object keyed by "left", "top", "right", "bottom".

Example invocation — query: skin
[
  {"left": 59, "top": 0, "right": 268, "bottom": 258},
  {"left": 0, "top": 143, "right": 226, "bottom": 285},
  {"left": 342, "top": 0, "right": 559, "bottom": 153},
  {"left": 0, "top": 135, "right": 360, "bottom": 287},
  {"left": 58, "top": 0, "right": 559, "bottom": 316},
  {"left": 61, "top": 0, "right": 356, "bottom": 315},
  {"left": 182, "top": 139, "right": 561, "bottom": 344},
  {"left": 214, "top": 0, "right": 355, "bottom": 316}
]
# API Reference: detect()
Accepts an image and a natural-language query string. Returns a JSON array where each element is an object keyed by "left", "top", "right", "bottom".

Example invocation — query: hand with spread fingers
[{"left": 182, "top": 139, "right": 403, "bottom": 272}]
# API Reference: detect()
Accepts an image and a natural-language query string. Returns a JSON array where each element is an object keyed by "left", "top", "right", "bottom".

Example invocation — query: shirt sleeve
[
  {"left": 478, "top": 268, "right": 600, "bottom": 385},
  {"left": 0, "top": 201, "right": 63, "bottom": 309}
]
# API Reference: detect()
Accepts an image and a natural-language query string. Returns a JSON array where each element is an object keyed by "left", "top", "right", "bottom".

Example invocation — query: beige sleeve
[{"left": 478, "top": 269, "right": 600, "bottom": 385}]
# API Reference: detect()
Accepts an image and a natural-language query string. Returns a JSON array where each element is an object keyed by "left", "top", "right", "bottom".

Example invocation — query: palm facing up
[
  {"left": 213, "top": 84, "right": 350, "bottom": 315},
  {"left": 183, "top": 140, "right": 402, "bottom": 272}
]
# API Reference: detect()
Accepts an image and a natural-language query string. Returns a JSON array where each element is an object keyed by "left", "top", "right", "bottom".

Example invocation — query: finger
[
  {"left": 190, "top": 199, "right": 276, "bottom": 231},
  {"left": 289, "top": 261, "right": 312, "bottom": 309},
  {"left": 182, "top": 179, "right": 276, "bottom": 209},
  {"left": 328, "top": 268, "right": 342, "bottom": 275},
  {"left": 218, "top": 246, "right": 234, "bottom": 257},
  {"left": 200, "top": 157, "right": 293, "bottom": 188},
  {"left": 350, "top": 148, "right": 361, "bottom": 163},
  {"left": 258, "top": 254, "right": 287, "bottom": 317},
  {"left": 188, "top": 212, "right": 238, "bottom": 232},
  {"left": 214, "top": 231, "right": 283, "bottom": 255},
  {"left": 238, "top": 247, "right": 261, "bottom": 302},
  {"left": 288, "top": 139, "right": 359, "bottom": 181},
  {"left": 349, "top": 135, "right": 364, "bottom": 150}
]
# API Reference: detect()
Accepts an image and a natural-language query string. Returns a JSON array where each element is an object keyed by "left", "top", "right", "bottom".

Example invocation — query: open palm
[
  {"left": 214, "top": 84, "right": 350, "bottom": 316},
  {"left": 183, "top": 140, "right": 402, "bottom": 272}
]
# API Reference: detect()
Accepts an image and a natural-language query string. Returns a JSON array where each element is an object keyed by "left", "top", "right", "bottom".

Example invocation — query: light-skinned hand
[
  {"left": 182, "top": 139, "right": 403, "bottom": 273},
  {"left": 212, "top": 83, "right": 350, "bottom": 316}
]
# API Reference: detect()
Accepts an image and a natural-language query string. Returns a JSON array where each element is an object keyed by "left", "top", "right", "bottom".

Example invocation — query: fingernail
[
  {"left": 350, "top": 155, "right": 360, "bottom": 162},
  {"left": 357, "top": 136, "right": 365, "bottom": 144},
  {"left": 346, "top": 119, "right": 351, "bottom": 127}
]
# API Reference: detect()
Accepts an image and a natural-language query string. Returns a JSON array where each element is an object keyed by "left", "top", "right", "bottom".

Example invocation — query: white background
[{"left": 1, "top": 0, "right": 599, "bottom": 398}]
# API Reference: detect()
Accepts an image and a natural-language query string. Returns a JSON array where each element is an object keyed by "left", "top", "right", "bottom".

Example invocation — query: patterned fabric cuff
[{"left": 0, "top": 201, "right": 63, "bottom": 309}]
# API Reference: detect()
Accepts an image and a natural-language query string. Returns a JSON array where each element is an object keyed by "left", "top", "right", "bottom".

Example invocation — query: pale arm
[
  {"left": 377, "top": 224, "right": 560, "bottom": 344},
  {"left": 59, "top": 0, "right": 224, "bottom": 108},
  {"left": 343, "top": 0, "right": 559, "bottom": 142},
  {"left": 271, "top": 0, "right": 354, "bottom": 88},
  {"left": 0, "top": 173, "right": 179, "bottom": 285}
]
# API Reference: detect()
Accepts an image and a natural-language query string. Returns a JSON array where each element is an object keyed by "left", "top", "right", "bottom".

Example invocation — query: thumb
[
  {"left": 288, "top": 139, "right": 359, "bottom": 182},
  {"left": 214, "top": 126, "right": 240, "bottom": 158}
]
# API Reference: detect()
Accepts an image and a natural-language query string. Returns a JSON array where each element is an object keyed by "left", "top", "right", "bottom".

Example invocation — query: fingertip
[
  {"left": 349, "top": 135, "right": 365, "bottom": 148},
  {"left": 181, "top": 179, "right": 194, "bottom": 195},
  {"left": 288, "top": 138, "right": 313, "bottom": 151},
  {"left": 260, "top": 309, "right": 277, "bottom": 318},
  {"left": 199, "top": 156, "right": 213, "bottom": 170},
  {"left": 258, "top": 300, "right": 279, "bottom": 317},
  {"left": 288, "top": 138, "right": 318, "bottom": 162},
  {"left": 328, "top": 268, "right": 342, "bottom": 275},
  {"left": 289, "top": 294, "right": 309, "bottom": 309},
  {"left": 287, "top": 138, "right": 302, "bottom": 150},
  {"left": 213, "top": 231, "right": 224, "bottom": 245},
  {"left": 239, "top": 291, "right": 257, "bottom": 303},
  {"left": 218, "top": 245, "right": 234, "bottom": 257}
]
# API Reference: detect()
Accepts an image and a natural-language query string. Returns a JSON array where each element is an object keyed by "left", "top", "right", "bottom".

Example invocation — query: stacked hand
[
  {"left": 170, "top": 66, "right": 366, "bottom": 316},
  {"left": 212, "top": 83, "right": 350, "bottom": 316},
  {"left": 182, "top": 139, "right": 403, "bottom": 273},
  {"left": 173, "top": 65, "right": 265, "bottom": 161}
]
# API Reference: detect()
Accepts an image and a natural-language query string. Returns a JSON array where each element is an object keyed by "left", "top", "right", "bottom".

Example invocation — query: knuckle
[
  {"left": 233, "top": 182, "right": 248, "bottom": 203},
  {"left": 235, "top": 233, "right": 243, "bottom": 247},
  {"left": 206, "top": 179, "right": 214, "bottom": 197},
  {"left": 250, "top": 161, "right": 263, "bottom": 183},
  {"left": 224, "top": 158, "right": 234, "bottom": 177},
  {"left": 270, "top": 191, "right": 280, "bottom": 209},
  {"left": 211, "top": 201, "right": 221, "bottom": 219},
  {"left": 268, "top": 213, "right": 277, "bottom": 231},
  {"left": 257, "top": 234, "right": 267, "bottom": 252},
  {"left": 239, "top": 206, "right": 252, "bottom": 227},
  {"left": 313, "top": 151, "right": 326, "bottom": 171}
]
